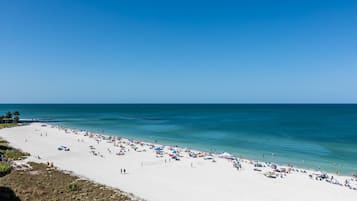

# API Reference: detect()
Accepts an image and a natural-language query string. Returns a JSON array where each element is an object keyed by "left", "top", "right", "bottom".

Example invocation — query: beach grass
[
  {"left": 0, "top": 123, "right": 17, "bottom": 129},
  {"left": 0, "top": 137, "right": 133, "bottom": 201},
  {"left": 0, "top": 162, "right": 133, "bottom": 201},
  {"left": 3, "top": 149, "right": 30, "bottom": 161},
  {"left": 0, "top": 139, "right": 29, "bottom": 160}
]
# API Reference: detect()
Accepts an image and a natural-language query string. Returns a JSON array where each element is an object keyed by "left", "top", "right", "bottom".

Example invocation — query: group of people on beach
[{"left": 47, "top": 124, "right": 357, "bottom": 191}]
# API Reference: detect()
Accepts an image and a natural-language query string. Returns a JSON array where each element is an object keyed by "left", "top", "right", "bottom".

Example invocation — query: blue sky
[{"left": 1, "top": 0, "right": 356, "bottom": 103}]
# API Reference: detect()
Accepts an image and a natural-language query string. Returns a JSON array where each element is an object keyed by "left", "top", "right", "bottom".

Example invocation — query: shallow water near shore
[{"left": 1, "top": 104, "right": 357, "bottom": 175}]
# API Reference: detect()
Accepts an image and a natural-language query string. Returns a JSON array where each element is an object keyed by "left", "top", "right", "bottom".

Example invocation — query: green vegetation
[
  {"left": 0, "top": 162, "right": 132, "bottom": 201},
  {"left": 0, "top": 123, "right": 17, "bottom": 129},
  {"left": 5, "top": 112, "right": 12, "bottom": 119},
  {"left": 13, "top": 111, "right": 20, "bottom": 124},
  {"left": 67, "top": 183, "right": 80, "bottom": 192},
  {"left": 13, "top": 111, "right": 20, "bottom": 117},
  {"left": 0, "top": 138, "right": 29, "bottom": 160},
  {"left": 4, "top": 149, "right": 30, "bottom": 160},
  {"left": 0, "top": 162, "right": 11, "bottom": 177},
  {"left": 0, "top": 111, "right": 21, "bottom": 125},
  {"left": 0, "top": 139, "right": 9, "bottom": 146},
  {"left": 0, "top": 139, "right": 132, "bottom": 200}
]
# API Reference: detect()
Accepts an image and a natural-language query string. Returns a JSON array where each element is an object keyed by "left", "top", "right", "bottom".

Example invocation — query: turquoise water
[{"left": 1, "top": 104, "right": 357, "bottom": 175}]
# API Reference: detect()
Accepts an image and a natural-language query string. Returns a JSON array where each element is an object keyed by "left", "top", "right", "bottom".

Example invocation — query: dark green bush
[
  {"left": 4, "top": 149, "right": 29, "bottom": 160},
  {"left": 67, "top": 183, "right": 80, "bottom": 192},
  {"left": 0, "top": 162, "right": 11, "bottom": 177}
]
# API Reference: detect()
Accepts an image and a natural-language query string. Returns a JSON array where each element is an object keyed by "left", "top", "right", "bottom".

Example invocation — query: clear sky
[{"left": 1, "top": 0, "right": 356, "bottom": 103}]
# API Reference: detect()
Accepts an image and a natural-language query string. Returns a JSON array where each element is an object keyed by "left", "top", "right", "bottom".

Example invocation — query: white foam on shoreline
[{"left": 1, "top": 123, "right": 356, "bottom": 201}]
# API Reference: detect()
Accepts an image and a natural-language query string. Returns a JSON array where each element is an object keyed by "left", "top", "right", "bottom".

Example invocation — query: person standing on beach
[
  {"left": 120, "top": 168, "right": 123, "bottom": 174},
  {"left": 124, "top": 169, "right": 126, "bottom": 174}
]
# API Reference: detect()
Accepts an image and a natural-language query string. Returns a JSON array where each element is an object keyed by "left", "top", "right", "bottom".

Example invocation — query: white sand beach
[{"left": 1, "top": 123, "right": 356, "bottom": 201}]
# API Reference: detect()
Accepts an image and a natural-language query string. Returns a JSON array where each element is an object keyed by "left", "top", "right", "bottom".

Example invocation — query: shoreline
[
  {"left": 55, "top": 121, "right": 354, "bottom": 177},
  {"left": 1, "top": 123, "right": 356, "bottom": 201}
]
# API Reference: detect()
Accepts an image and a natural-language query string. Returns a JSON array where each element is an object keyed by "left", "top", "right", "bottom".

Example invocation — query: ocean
[{"left": 1, "top": 104, "right": 356, "bottom": 175}]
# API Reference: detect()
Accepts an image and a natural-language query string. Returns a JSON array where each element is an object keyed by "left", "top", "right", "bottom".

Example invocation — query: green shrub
[
  {"left": 0, "top": 162, "right": 11, "bottom": 177},
  {"left": 0, "top": 139, "right": 9, "bottom": 146},
  {"left": 67, "top": 183, "right": 80, "bottom": 192},
  {"left": 4, "top": 149, "right": 29, "bottom": 160}
]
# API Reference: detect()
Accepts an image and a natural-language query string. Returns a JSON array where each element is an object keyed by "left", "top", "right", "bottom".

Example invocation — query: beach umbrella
[
  {"left": 313, "top": 171, "right": 322, "bottom": 176},
  {"left": 219, "top": 152, "right": 233, "bottom": 159}
]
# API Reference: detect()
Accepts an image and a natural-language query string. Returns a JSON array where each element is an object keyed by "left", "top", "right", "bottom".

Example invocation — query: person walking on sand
[
  {"left": 120, "top": 168, "right": 123, "bottom": 174},
  {"left": 124, "top": 169, "right": 126, "bottom": 174}
]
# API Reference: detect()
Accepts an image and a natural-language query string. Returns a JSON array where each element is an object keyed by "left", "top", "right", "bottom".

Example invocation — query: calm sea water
[{"left": 1, "top": 104, "right": 356, "bottom": 175}]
